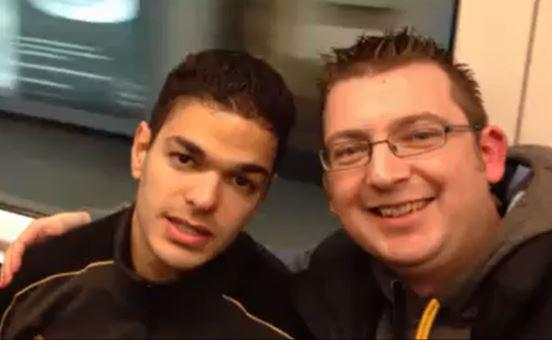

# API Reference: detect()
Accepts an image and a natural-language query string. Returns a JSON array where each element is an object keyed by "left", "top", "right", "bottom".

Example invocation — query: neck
[{"left": 130, "top": 211, "right": 179, "bottom": 282}]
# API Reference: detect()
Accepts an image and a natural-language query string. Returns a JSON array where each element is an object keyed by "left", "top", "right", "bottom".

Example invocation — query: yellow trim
[
  {"left": 221, "top": 294, "right": 294, "bottom": 339},
  {"left": 0, "top": 260, "right": 115, "bottom": 335},
  {"left": 415, "top": 298, "right": 440, "bottom": 340}
]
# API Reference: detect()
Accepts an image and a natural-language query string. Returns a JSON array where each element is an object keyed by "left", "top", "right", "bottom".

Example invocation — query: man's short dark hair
[
  {"left": 149, "top": 49, "right": 296, "bottom": 171},
  {"left": 321, "top": 29, "right": 488, "bottom": 129}
]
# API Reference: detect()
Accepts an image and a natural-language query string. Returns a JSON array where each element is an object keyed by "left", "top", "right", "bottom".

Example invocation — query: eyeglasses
[{"left": 319, "top": 121, "right": 483, "bottom": 172}]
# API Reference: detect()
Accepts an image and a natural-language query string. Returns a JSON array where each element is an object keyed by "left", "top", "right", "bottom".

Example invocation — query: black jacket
[
  {"left": 294, "top": 145, "right": 552, "bottom": 339},
  {"left": 295, "top": 230, "right": 552, "bottom": 339},
  {"left": 0, "top": 208, "right": 308, "bottom": 339}
]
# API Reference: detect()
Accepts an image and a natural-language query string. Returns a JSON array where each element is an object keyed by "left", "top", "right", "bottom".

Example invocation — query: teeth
[
  {"left": 378, "top": 200, "right": 426, "bottom": 217},
  {"left": 174, "top": 222, "right": 202, "bottom": 236}
]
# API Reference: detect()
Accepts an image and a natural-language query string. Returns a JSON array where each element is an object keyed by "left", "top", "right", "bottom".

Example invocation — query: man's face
[
  {"left": 131, "top": 100, "right": 276, "bottom": 277},
  {"left": 323, "top": 62, "right": 507, "bottom": 272}
]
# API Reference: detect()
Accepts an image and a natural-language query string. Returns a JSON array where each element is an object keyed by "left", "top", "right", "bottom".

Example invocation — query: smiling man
[
  {"left": 295, "top": 31, "right": 552, "bottom": 339},
  {"left": 0, "top": 50, "right": 306, "bottom": 338},
  {"left": 321, "top": 63, "right": 504, "bottom": 285}
]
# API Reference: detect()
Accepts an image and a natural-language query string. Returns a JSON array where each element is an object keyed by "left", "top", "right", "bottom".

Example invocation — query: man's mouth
[
  {"left": 370, "top": 198, "right": 433, "bottom": 218},
  {"left": 167, "top": 216, "right": 212, "bottom": 237}
]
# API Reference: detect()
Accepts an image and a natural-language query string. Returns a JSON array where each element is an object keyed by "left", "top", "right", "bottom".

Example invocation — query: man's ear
[
  {"left": 322, "top": 174, "right": 337, "bottom": 215},
  {"left": 479, "top": 125, "right": 508, "bottom": 184},
  {"left": 131, "top": 121, "right": 152, "bottom": 180}
]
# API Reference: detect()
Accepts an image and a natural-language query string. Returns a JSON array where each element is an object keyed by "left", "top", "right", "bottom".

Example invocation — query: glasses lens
[
  {"left": 391, "top": 122, "right": 446, "bottom": 157},
  {"left": 326, "top": 141, "right": 369, "bottom": 170}
]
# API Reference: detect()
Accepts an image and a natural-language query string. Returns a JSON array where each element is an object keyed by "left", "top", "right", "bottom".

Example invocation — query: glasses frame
[{"left": 319, "top": 123, "right": 483, "bottom": 172}]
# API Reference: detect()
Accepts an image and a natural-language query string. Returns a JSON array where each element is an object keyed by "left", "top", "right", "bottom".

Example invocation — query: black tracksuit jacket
[{"left": 0, "top": 208, "right": 308, "bottom": 339}]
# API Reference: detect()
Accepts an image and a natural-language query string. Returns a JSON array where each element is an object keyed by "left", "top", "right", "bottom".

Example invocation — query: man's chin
[
  {"left": 156, "top": 251, "right": 212, "bottom": 273},
  {"left": 149, "top": 241, "right": 210, "bottom": 273},
  {"left": 381, "top": 246, "right": 443, "bottom": 273}
]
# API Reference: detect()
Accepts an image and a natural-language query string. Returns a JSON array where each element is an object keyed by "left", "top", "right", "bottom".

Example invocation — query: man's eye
[
  {"left": 234, "top": 176, "right": 248, "bottom": 186},
  {"left": 332, "top": 144, "right": 365, "bottom": 159},
  {"left": 232, "top": 176, "right": 258, "bottom": 194},
  {"left": 328, "top": 143, "right": 368, "bottom": 166},
  {"left": 399, "top": 127, "right": 443, "bottom": 142},
  {"left": 411, "top": 130, "right": 440, "bottom": 140},
  {"left": 170, "top": 152, "right": 195, "bottom": 168},
  {"left": 394, "top": 126, "right": 444, "bottom": 151},
  {"left": 177, "top": 154, "right": 192, "bottom": 164},
  {"left": 233, "top": 176, "right": 252, "bottom": 187}
]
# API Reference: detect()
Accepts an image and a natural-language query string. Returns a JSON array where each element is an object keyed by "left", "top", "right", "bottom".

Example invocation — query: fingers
[
  {"left": 0, "top": 224, "right": 30, "bottom": 288},
  {"left": 0, "top": 211, "right": 92, "bottom": 288},
  {"left": 1, "top": 248, "right": 12, "bottom": 288},
  {"left": 1, "top": 223, "right": 37, "bottom": 288},
  {"left": 1, "top": 241, "right": 25, "bottom": 288}
]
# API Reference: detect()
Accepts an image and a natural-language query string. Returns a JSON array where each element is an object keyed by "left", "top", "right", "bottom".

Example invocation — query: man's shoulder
[
  {"left": 475, "top": 232, "right": 552, "bottom": 338},
  {"left": 231, "top": 232, "right": 291, "bottom": 276},
  {"left": 308, "top": 230, "right": 367, "bottom": 272},
  {"left": 225, "top": 233, "right": 312, "bottom": 338},
  {"left": 1, "top": 209, "right": 128, "bottom": 304},
  {"left": 293, "top": 231, "right": 383, "bottom": 339},
  {"left": 23, "top": 208, "right": 126, "bottom": 268},
  {"left": 227, "top": 233, "right": 292, "bottom": 298},
  {"left": 489, "top": 231, "right": 552, "bottom": 287}
]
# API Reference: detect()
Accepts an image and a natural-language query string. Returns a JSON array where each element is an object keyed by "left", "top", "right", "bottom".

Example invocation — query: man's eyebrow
[
  {"left": 167, "top": 136, "right": 270, "bottom": 176},
  {"left": 390, "top": 112, "right": 448, "bottom": 129},
  {"left": 324, "top": 112, "right": 448, "bottom": 146},
  {"left": 167, "top": 136, "right": 205, "bottom": 158}
]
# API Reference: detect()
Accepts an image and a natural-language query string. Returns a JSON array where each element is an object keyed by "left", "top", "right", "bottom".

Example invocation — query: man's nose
[
  {"left": 184, "top": 171, "right": 221, "bottom": 213},
  {"left": 364, "top": 141, "right": 410, "bottom": 190}
]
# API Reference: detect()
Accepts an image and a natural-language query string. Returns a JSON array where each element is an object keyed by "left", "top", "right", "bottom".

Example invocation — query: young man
[
  {"left": 0, "top": 49, "right": 308, "bottom": 338},
  {"left": 295, "top": 30, "right": 552, "bottom": 339}
]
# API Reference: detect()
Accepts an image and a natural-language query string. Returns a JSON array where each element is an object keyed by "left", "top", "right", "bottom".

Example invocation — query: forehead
[
  {"left": 323, "top": 62, "right": 467, "bottom": 142},
  {"left": 156, "top": 100, "right": 277, "bottom": 169}
]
